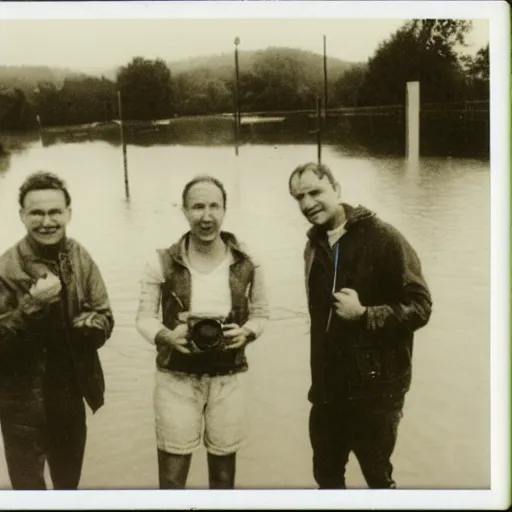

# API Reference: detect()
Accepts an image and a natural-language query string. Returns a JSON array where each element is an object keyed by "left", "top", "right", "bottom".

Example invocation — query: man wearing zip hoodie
[{"left": 289, "top": 162, "right": 432, "bottom": 489}]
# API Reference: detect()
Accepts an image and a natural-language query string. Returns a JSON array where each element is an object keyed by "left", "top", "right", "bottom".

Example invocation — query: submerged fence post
[
  {"left": 36, "top": 114, "right": 43, "bottom": 146},
  {"left": 323, "top": 35, "right": 328, "bottom": 124},
  {"left": 316, "top": 97, "right": 323, "bottom": 165},
  {"left": 406, "top": 81, "right": 420, "bottom": 162},
  {"left": 117, "top": 90, "right": 130, "bottom": 200},
  {"left": 234, "top": 36, "right": 241, "bottom": 156}
]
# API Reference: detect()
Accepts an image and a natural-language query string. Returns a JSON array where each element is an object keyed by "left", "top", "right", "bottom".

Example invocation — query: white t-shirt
[
  {"left": 184, "top": 252, "right": 233, "bottom": 317},
  {"left": 327, "top": 222, "right": 347, "bottom": 247},
  {"left": 136, "top": 243, "right": 268, "bottom": 345}
]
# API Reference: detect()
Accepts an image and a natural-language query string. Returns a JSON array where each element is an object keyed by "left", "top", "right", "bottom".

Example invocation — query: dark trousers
[
  {"left": 309, "top": 396, "right": 404, "bottom": 489},
  {"left": 0, "top": 383, "right": 86, "bottom": 490}
]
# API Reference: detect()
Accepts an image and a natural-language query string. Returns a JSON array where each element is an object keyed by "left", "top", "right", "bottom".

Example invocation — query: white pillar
[{"left": 406, "top": 81, "right": 420, "bottom": 161}]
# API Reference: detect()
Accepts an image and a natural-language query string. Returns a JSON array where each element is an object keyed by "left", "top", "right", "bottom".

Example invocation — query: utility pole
[
  {"left": 117, "top": 90, "right": 130, "bottom": 199},
  {"left": 234, "top": 36, "right": 241, "bottom": 156},
  {"left": 323, "top": 35, "right": 328, "bottom": 124}
]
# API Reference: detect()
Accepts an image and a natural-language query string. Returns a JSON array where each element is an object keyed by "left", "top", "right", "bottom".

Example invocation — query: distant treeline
[{"left": 0, "top": 19, "right": 488, "bottom": 130}]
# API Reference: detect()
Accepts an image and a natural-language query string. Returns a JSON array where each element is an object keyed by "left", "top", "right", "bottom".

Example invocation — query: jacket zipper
[
  {"left": 325, "top": 241, "right": 340, "bottom": 333},
  {"left": 320, "top": 241, "right": 340, "bottom": 404}
]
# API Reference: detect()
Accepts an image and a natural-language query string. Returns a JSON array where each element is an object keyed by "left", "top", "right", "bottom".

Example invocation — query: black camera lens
[{"left": 190, "top": 318, "right": 223, "bottom": 351}]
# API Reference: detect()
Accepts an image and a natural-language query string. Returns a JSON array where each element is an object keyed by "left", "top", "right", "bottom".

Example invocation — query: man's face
[
  {"left": 20, "top": 189, "right": 71, "bottom": 246},
  {"left": 290, "top": 170, "right": 341, "bottom": 228},
  {"left": 183, "top": 182, "right": 225, "bottom": 244}
]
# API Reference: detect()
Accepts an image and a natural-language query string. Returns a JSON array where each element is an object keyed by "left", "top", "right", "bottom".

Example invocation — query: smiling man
[
  {"left": 0, "top": 171, "right": 114, "bottom": 490},
  {"left": 289, "top": 162, "right": 432, "bottom": 489}
]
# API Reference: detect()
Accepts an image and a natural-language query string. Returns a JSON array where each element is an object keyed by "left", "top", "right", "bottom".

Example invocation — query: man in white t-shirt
[{"left": 136, "top": 175, "right": 269, "bottom": 489}]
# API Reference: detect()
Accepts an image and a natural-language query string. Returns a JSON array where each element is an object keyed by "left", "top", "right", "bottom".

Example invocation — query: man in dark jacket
[
  {"left": 289, "top": 162, "right": 432, "bottom": 489},
  {"left": 0, "top": 171, "right": 114, "bottom": 490}
]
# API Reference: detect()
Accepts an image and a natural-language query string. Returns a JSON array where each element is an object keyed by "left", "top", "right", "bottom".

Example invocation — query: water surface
[{"left": 0, "top": 134, "right": 490, "bottom": 489}]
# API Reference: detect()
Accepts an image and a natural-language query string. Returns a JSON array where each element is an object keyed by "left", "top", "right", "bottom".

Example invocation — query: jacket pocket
[{"left": 354, "top": 347, "right": 383, "bottom": 383}]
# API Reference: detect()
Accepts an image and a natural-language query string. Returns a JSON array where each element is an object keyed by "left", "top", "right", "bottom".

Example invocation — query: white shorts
[{"left": 153, "top": 369, "right": 249, "bottom": 456}]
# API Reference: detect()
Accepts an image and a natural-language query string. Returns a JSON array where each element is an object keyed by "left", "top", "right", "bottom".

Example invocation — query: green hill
[
  {"left": 0, "top": 47, "right": 359, "bottom": 95},
  {"left": 99, "top": 47, "right": 359, "bottom": 82},
  {"left": 168, "top": 47, "right": 357, "bottom": 80}
]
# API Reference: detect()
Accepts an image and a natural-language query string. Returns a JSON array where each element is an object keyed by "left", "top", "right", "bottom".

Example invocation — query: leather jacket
[{"left": 0, "top": 236, "right": 114, "bottom": 412}]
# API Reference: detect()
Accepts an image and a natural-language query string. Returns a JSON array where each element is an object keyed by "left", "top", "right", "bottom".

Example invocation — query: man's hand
[
  {"left": 333, "top": 288, "right": 367, "bottom": 320},
  {"left": 73, "top": 311, "right": 107, "bottom": 331},
  {"left": 72, "top": 311, "right": 108, "bottom": 348},
  {"left": 30, "top": 272, "right": 61, "bottom": 305},
  {"left": 156, "top": 314, "right": 193, "bottom": 354},
  {"left": 222, "top": 323, "right": 252, "bottom": 350}
]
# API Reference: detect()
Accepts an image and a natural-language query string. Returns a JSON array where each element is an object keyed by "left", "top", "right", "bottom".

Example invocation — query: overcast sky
[{"left": 0, "top": 3, "right": 491, "bottom": 74}]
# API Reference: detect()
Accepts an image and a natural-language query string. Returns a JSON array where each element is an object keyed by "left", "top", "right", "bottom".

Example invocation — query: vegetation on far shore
[{"left": 0, "top": 20, "right": 488, "bottom": 131}]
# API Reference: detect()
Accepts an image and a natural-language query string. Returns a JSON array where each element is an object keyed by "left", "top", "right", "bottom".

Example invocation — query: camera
[{"left": 187, "top": 313, "right": 227, "bottom": 352}]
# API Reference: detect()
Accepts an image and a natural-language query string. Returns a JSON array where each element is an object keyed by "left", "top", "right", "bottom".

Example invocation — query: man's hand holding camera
[
  {"left": 333, "top": 288, "right": 367, "bottom": 320},
  {"left": 222, "top": 323, "right": 252, "bottom": 350},
  {"left": 156, "top": 313, "right": 194, "bottom": 354},
  {"left": 155, "top": 312, "right": 254, "bottom": 354}
]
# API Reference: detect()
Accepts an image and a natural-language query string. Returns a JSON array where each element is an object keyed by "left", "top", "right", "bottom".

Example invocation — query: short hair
[
  {"left": 19, "top": 171, "right": 71, "bottom": 208},
  {"left": 182, "top": 175, "right": 227, "bottom": 208},
  {"left": 288, "top": 162, "right": 337, "bottom": 194}
]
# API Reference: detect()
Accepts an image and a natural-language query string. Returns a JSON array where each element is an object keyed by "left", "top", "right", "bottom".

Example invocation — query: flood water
[{"left": 0, "top": 132, "right": 490, "bottom": 490}]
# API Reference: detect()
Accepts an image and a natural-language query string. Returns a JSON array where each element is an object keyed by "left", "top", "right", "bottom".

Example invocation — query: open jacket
[
  {"left": 0, "top": 236, "right": 114, "bottom": 413},
  {"left": 136, "top": 231, "right": 269, "bottom": 376},
  {"left": 304, "top": 204, "right": 432, "bottom": 403}
]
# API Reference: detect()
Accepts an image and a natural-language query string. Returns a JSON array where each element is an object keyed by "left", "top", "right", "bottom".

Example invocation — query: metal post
[
  {"left": 234, "top": 36, "right": 241, "bottom": 156},
  {"left": 316, "top": 97, "right": 322, "bottom": 165},
  {"left": 406, "top": 81, "right": 420, "bottom": 162},
  {"left": 36, "top": 114, "right": 43, "bottom": 145},
  {"left": 117, "top": 90, "right": 130, "bottom": 199},
  {"left": 323, "top": 35, "right": 328, "bottom": 124}
]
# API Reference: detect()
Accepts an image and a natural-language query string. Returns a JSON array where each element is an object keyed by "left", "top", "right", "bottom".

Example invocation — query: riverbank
[{"left": 1, "top": 104, "right": 490, "bottom": 158}]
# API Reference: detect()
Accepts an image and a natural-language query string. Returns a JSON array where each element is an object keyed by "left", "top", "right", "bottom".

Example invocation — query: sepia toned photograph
[{"left": 0, "top": 1, "right": 509, "bottom": 510}]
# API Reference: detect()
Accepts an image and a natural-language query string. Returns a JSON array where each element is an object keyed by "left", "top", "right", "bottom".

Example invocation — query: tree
[
  {"left": 333, "top": 64, "right": 367, "bottom": 107},
  {"left": 461, "top": 44, "right": 489, "bottom": 100},
  {"left": 0, "top": 88, "right": 37, "bottom": 130},
  {"left": 358, "top": 19, "right": 473, "bottom": 105},
  {"left": 32, "top": 76, "right": 118, "bottom": 126},
  {"left": 173, "top": 68, "right": 232, "bottom": 115},
  {"left": 240, "top": 49, "right": 316, "bottom": 112},
  {"left": 116, "top": 57, "right": 174, "bottom": 120},
  {"left": 465, "top": 44, "right": 489, "bottom": 81},
  {"left": 59, "top": 76, "right": 117, "bottom": 124},
  {"left": 34, "top": 81, "right": 65, "bottom": 126},
  {"left": 405, "top": 19, "right": 472, "bottom": 62}
]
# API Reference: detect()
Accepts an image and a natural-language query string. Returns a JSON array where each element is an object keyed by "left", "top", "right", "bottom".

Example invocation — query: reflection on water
[
  {"left": 0, "top": 153, "right": 10, "bottom": 174},
  {"left": 32, "top": 110, "right": 489, "bottom": 159},
  {"left": 0, "top": 132, "right": 491, "bottom": 490}
]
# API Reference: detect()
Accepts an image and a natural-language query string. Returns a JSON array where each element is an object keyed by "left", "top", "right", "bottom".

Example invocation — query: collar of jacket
[
  {"left": 19, "top": 235, "right": 70, "bottom": 262},
  {"left": 167, "top": 231, "right": 251, "bottom": 267},
  {"left": 303, "top": 203, "right": 374, "bottom": 304},
  {"left": 306, "top": 203, "right": 375, "bottom": 242}
]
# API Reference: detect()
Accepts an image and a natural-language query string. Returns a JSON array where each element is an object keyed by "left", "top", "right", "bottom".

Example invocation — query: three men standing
[{"left": 0, "top": 161, "right": 432, "bottom": 491}]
